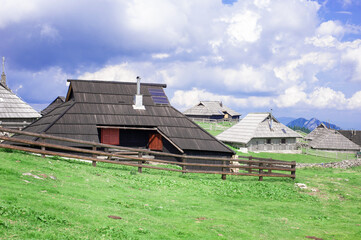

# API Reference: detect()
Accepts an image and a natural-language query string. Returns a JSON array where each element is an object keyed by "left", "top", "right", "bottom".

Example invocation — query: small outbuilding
[
  {"left": 15, "top": 79, "right": 234, "bottom": 167},
  {"left": 0, "top": 61, "right": 41, "bottom": 129},
  {"left": 306, "top": 124, "right": 360, "bottom": 153},
  {"left": 216, "top": 113, "right": 302, "bottom": 153},
  {"left": 183, "top": 101, "right": 240, "bottom": 122},
  {"left": 338, "top": 130, "right": 361, "bottom": 148}
]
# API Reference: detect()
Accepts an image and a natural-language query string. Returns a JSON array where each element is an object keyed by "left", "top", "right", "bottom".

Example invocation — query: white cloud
[
  {"left": 171, "top": 87, "right": 270, "bottom": 111},
  {"left": 341, "top": 43, "right": 361, "bottom": 82},
  {"left": 306, "top": 87, "right": 347, "bottom": 109},
  {"left": 316, "top": 20, "right": 345, "bottom": 38},
  {"left": 152, "top": 53, "right": 170, "bottom": 59},
  {"left": 0, "top": 0, "right": 40, "bottom": 28},
  {"left": 347, "top": 91, "right": 361, "bottom": 109},
  {"left": 40, "top": 24, "right": 60, "bottom": 41},
  {"left": 254, "top": 0, "right": 270, "bottom": 9},
  {"left": 78, "top": 63, "right": 137, "bottom": 81},
  {"left": 273, "top": 86, "right": 307, "bottom": 108},
  {"left": 225, "top": 11, "right": 262, "bottom": 44},
  {"left": 171, "top": 86, "right": 361, "bottom": 112}
]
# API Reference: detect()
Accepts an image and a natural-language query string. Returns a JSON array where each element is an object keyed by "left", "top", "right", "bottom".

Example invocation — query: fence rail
[
  {"left": 0, "top": 127, "right": 296, "bottom": 181},
  {"left": 302, "top": 147, "right": 357, "bottom": 160}
]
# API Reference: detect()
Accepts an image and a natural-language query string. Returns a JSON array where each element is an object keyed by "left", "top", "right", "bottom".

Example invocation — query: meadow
[{"left": 1, "top": 149, "right": 360, "bottom": 239}]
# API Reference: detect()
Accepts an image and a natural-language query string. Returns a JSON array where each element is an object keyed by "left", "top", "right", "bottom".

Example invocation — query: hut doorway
[
  {"left": 148, "top": 133, "right": 163, "bottom": 151},
  {"left": 100, "top": 128, "right": 120, "bottom": 145},
  {"left": 98, "top": 126, "right": 164, "bottom": 151}
]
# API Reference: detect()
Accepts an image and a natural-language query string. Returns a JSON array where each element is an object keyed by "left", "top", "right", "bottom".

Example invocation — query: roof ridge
[{"left": 34, "top": 100, "right": 76, "bottom": 140}]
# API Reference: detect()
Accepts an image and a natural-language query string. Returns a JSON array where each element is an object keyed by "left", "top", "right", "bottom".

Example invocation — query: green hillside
[{"left": 1, "top": 149, "right": 360, "bottom": 239}]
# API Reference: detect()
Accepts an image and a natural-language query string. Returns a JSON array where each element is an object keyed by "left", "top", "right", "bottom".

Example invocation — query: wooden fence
[
  {"left": 0, "top": 127, "right": 296, "bottom": 181},
  {"left": 302, "top": 147, "right": 357, "bottom": 161}
]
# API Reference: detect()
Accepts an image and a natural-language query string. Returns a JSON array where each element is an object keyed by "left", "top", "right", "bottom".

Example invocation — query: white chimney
[{"left": 133, "top": 76, "right": 145, "bottom": 110}]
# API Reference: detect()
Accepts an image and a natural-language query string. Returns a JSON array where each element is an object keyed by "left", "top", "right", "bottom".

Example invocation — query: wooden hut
[
  {"left": 306, "top": 124, "right": 360, "bottom": 152},
  {"left": 183, "top": 101, "right": 241, "bottom": 122},
  {"left": 338, "top": 130, "right": 361, "bottom": 148},
  {"left": 14, "top": 79, "right": 234, "bottom": 168},
  {"left": 0, "top": 62, "right": 41, "bottom": 129},
  {"left": 216, "top": 113, "right": 302, "bottom": 153},
  {"left": 41, "top": 96, "right": 65, "bottom": 116}
]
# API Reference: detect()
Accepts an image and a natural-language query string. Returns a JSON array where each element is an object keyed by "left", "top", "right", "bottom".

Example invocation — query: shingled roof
[
  {"left": 305, "top": 123, "right": 329, "bottom": 141},
  {"left": 306, "top": 125, "right": 360, "bottom": 151},
  {"left": 19, "top": 80, "right": 233, "bottom": 154},
  {"left": 41, "top": 96, "right": 65, "bottom": 116},
  {"left": 308, "top": 129, "right": 360, "bottom": 151},
  {"left": 338, "top": 130, "right": 361, "bottom": 147},
  {"left": 217, "top": 113, "right": 301, "bottom": 144},
  {"left": 0, "top": 83, "right": 41, "bottom": 126},
  {"left": 183, "top": 101, "right": 240, "bottom": 117}
]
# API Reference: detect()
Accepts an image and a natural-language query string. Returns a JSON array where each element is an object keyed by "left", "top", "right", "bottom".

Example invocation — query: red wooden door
[
  {"left": 101, "top": 128, "right": 119, "bottom": 145},
  {"left": 148, "top": 133, "right": 162, "bottom": 151}
]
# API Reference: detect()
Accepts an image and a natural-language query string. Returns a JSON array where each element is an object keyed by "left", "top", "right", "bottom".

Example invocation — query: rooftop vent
[{"left": 133, "top": 76, "right": 145, "bottom": 110}]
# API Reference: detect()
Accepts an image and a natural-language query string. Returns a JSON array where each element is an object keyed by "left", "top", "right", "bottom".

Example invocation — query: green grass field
[
  {"left": 195, "top": 121, "right": 236, "bottom": 136},
  {"left": 1, "top": 149, "right": 360, "bottom": 239}
]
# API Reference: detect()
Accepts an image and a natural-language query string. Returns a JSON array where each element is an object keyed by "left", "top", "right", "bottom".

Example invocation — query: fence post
[
  {"left": 291, "top": 161, "right": 296, "bottom": 180},
  {"left": 138, "top": 152, "right": 143, "bottom": 173},
  {"left": 258, "top": 162, "right": 264, "bottom": 181},
  {"left": 92, "top": 145, "right": 97, "bottom": 167},
  {"left": 268, "top": 158, "right": 272, "bottom": 174},
  {"left": 221, "top": 159, "right": 227, "bottom": 180},
  {"left": 181, "top": 155, "right": 186, "bottom": 174},
  {"left": 248, "top": 156, "right": 252, "bottom": 173},
  {"left": 40, "top": 138, "right": 45, "bottom": 158}
]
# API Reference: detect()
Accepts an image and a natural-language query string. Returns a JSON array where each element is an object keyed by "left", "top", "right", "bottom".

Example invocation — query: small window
[
  {"left": 281, "top": 138, "right": 286, "bottom": 144},
  {"left": 267, "top": 139, "right": 271, "bottom": 144}
]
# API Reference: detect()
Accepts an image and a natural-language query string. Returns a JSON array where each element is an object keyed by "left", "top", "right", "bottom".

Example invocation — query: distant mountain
[
  {"left": 287, "top": 117, "right": 341, "bottom": 131},
  {"left": 278, "top": 117, "right": 296, "bottom": 125},
  {"left": 286, "top": 118, "right": 307, "bottom": 128}
]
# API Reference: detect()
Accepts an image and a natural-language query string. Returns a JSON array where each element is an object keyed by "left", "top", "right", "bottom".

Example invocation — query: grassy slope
[{"left": 1, "top": 150, "right": 360, "bottom": 239}]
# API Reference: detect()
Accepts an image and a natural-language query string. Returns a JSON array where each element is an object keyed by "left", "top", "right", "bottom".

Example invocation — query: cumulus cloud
[
  {"left": 273, "top": 86, "right": 307, "bottom": 108},
  {"left": 171, "top": 86, "right": 361, "bottom": 112},
  {"left": 347, "top": 91, "right": 361, "bottom": 109},
  {"left": 316, "top": 20, "right": 345, "bottom": 38},
  {"left": 78, "top": 63, "right": 137, "bottom": 81},
  {"left": 341, "top": 43, "right": 361, "bottom": 82},
  {"left": 171, "top": 87, "right": 270, "bottom": 111},
  {"left": 225, "top": 10, "right": 262, "bottom": 44},
  {"left": 0, "top": 0, "right": 40, "bottom": 28}
]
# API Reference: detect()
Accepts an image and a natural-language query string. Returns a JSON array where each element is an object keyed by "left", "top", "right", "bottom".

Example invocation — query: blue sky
[{"left": 0, "top": 0, "right": 360, "bottom": 129}]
